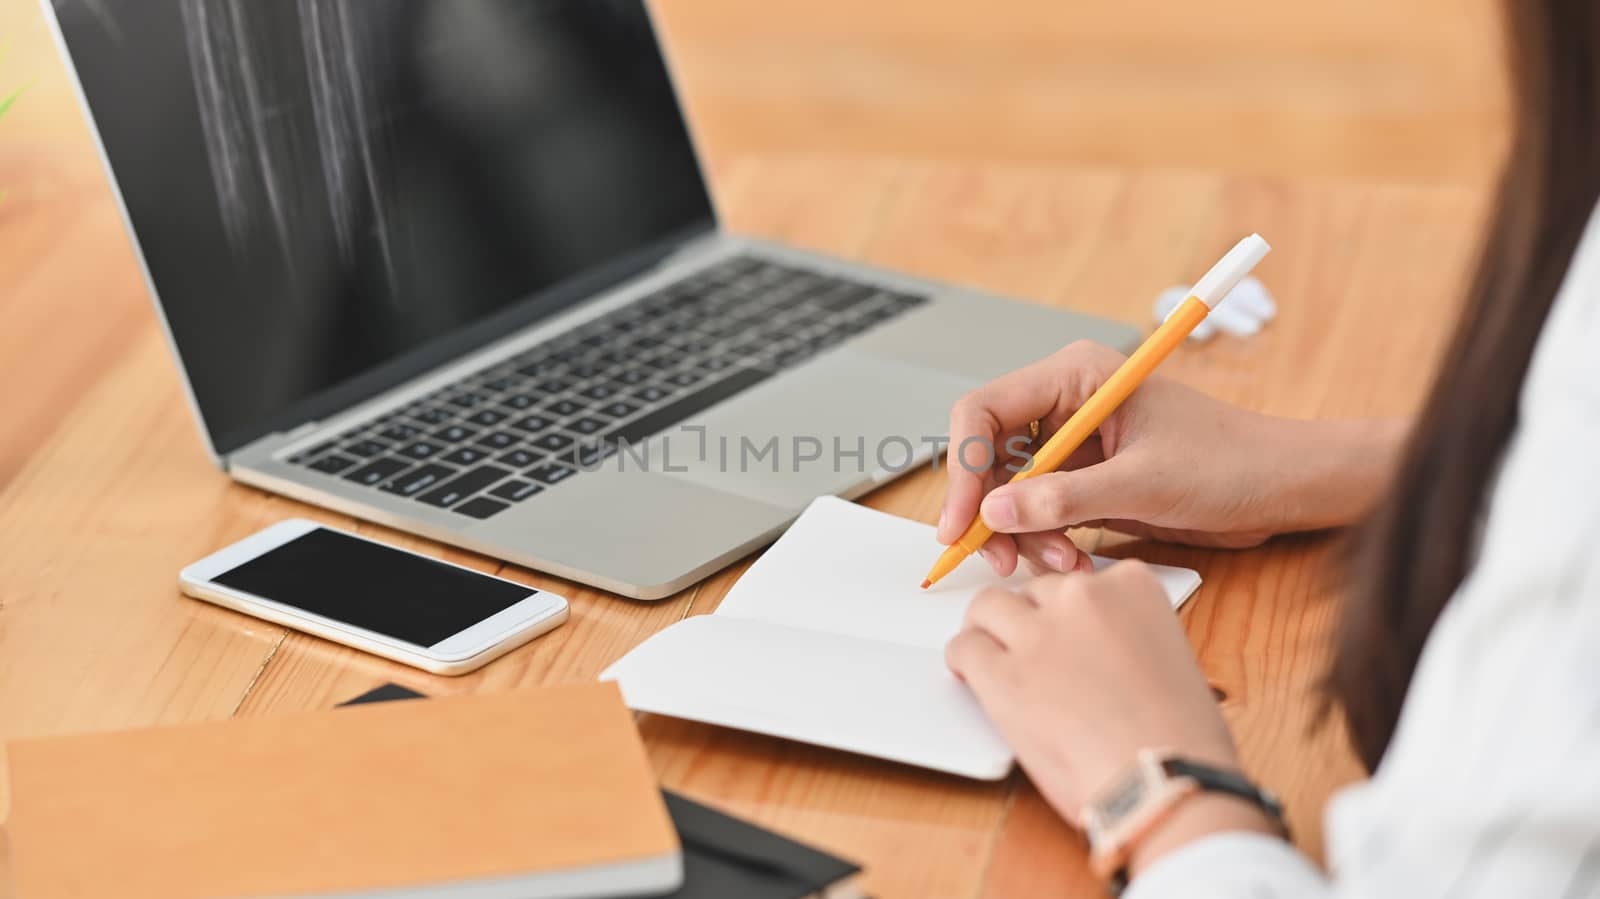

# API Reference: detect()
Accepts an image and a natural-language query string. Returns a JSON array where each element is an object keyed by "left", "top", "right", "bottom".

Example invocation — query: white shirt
[{"left": 1130, "top": 204, "right": 1600, "bottom": 899}]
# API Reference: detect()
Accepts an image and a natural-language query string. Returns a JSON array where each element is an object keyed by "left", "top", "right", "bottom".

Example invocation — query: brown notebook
[{"left": 6, "top": 682, "right": 681, "bottom": 899}]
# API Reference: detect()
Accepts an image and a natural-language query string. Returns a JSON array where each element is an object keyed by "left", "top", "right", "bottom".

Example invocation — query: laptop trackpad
[{"left": 648, "top": 350, "right": 975, "bottom": 509}]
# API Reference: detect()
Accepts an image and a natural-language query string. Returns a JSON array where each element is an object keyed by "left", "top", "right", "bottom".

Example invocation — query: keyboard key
[
  {"left": 531, "top": 378, "right": 570, "bottom": 394},
  {"left": 530, "top": 432, "right": 575, "bottom": 453},
  {"left": 465, "top": 409, "right": 508, "bottom": 427},
  {"left": 820, "top": 320, "right": 866, "bottom": 342},
  {"left": 455, "top": 497, "right": 510, "bottom": 520},
  {"left": 568, "top": 362, "right": 606, "bottom": 379},
  {"left": 497, "top": 448, "right": 539, "bottom": 468},
  {"left": 633, "top": 385, "right": 674, "bottom": 403},
  {"left": 409, "top": 407, "right": 454, "bottom": 425},
  {"left": 503, "top": 393, "right": 539, "bottom": 409},
  {"left": 633, "top": 293, "right": 674, "bottom": 315},
  {"left": 481, "top": 375, "right": 518, "bottom": 392},
  {"left": 572, "top": 441, "right": 619, "bottom": 468},
  {"left": 378, "top": 424, "right": 420, "bottom": 442},
  {"left": 514, "top": 358, "right": 561, "bottom": 377},
  {"left": 381, "top": 463, "right": 456, "bottom": 497},
  {"left": 343, "top": 440, "right": 389, "bottom": 458},
  {"left": 616, "top": 368, "right": 650, "bottom": 385},
  {"left": 399, "top": 441, "right": 443, "bottom": 459},
  {"left": 527, "top": 461, "right": 578, "bottom": 485},
  {"left": 663, "top": 289, "right": 706, "bottom": 310},
  {"left": 309, "top": 454, "right": 358, "bottom": 474},
  {"left": 674, "top": 335, "right": 716, "bottom": 355},
  {"left": 447, "top": 392, "right": 488, "bottom": 408},
  {"left": 289, "top": 441, "right": 338, "bottom": 464},
  {"left": 343, "top": 457, "right": 412, "bottom": 486},
  {"left": 477, "top": 431, "right": 519, "bottom": 450},
  {"left": 859, "top": 303, "right": 902, "bottom": 324},
  {"left": 580, "top": 383, "right": 618, "bottom": 401},
  {"left": 665, "top": 371, "right": 703, "bottom": 387},
  {"left": 612, "top": 367, "right": 773, "bottom": 445},
  {"left": 701, "top": 319, "right": 749, "bottom": 339},
  {"left": 418, "top": 465, "right": 512, "bottom": 508},
  {"left": 546, "top": 398, "right": 586, "bottom": 417},
  {"left": 511, "top": 415, "right": 554, "bottom": 433},
  {"left": 433, "top": 425, "right": 477, "bottom": 444},
  {"left": 600, "top": 401, "right": 640, "bottom": 418},
  {"left": 489, "top": 479, "right": 544, "bottom": 503},
  {"left": 698, "top": 356, "right": 736, "bottom": 373},
  {"left": 440, "top": 446, "right": 490, "bottom": 466},
  {"left": 568, "top": 417, "right": 609, "bottom": 435},
  {"left": 813, "top": 284, "right": 877, "bottom": 312}
]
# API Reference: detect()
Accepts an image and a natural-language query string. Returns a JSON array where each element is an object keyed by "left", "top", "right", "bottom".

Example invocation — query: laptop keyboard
[{"left": 286, "top": 255, "right": 928, "bottom": 519}]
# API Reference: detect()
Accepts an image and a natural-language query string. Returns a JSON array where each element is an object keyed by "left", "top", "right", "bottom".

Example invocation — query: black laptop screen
[{"left": 52, "top": 0, "right": 714, "bottom": 453}]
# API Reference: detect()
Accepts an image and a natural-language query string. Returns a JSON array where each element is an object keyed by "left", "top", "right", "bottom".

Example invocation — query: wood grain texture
[
  {"left": 649, "top": 0, "right": 1507, "bottom": 183},
  {"left": 0, "top": 156, "right": 1486, "bottom": 897},
  {"left": 1, "top": 0, "right": 1495, "bottom": 895}
]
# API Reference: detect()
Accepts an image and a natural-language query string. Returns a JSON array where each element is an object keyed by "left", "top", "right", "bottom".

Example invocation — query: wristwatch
[{"left": 1079, "top": 748, "right": 1287, "bottom": 896}]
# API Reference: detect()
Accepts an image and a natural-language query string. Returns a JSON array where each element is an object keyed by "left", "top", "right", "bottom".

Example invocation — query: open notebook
[{"left": 603, "top": 497, "right": 1202, "bottom": 780}]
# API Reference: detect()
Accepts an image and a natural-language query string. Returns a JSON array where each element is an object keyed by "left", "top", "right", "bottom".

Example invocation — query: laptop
[{"left": 46, "top": 0, "right": 1137, "bottom": 599}]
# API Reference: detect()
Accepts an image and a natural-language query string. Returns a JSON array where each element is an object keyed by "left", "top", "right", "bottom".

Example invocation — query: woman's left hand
[{"left": 945, "top": 561, "right": 1244, "bottom": 826}]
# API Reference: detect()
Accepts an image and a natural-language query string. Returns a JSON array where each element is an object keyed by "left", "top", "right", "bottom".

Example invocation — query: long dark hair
[{"left": 1331, "top": 1, "right": 1600, "bottom": 771}]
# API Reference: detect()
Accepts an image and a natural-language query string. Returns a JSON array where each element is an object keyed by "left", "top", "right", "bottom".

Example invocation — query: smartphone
[{"left": 180, "top": 519, "right": 569, "bottom": 675}]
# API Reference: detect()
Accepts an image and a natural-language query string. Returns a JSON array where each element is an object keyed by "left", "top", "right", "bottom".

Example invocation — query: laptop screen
[{"left": 52, "top": 0, "right": 715, "bottom": 454}]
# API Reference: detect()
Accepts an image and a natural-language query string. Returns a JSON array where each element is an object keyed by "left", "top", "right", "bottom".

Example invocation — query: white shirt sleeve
[
  {"left": 1127, "top": 833, "right": 1329, "bottom": 897},
  {"left": 1129, "top": 205, "right": 1600, "bottom": 899}
]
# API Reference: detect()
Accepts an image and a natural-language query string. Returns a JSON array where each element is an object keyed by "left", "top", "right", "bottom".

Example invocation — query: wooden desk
[{"left": 0, "top": 152, "right": 1485, "bottom": 897}]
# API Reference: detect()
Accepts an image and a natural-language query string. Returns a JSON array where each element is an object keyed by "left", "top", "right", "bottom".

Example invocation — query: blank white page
[
  {"left": 602, "top": 614, "right": 1014, "bottom": 780},
  {"left": 716, "top": 497, "right": 1202, "bottom": 650}
]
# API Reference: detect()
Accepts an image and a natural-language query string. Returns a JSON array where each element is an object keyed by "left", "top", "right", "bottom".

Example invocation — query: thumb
[{"left": 979, "top": 458, "right": 1153, "bottom": 533}]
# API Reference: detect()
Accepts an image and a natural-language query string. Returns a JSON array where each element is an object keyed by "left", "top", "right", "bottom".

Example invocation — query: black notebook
[{"left": 340, "top": 685, "right": 863, "bottom": 899}]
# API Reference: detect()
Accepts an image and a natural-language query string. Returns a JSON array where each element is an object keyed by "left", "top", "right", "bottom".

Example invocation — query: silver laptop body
[{"left": 47, "top": 0, "right": 1137, "bottom": 598}]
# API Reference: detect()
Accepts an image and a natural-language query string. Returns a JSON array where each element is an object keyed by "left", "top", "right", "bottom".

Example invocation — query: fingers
[
  {"left": 977, "top": 533, "right": 1020, "bottom": 577},
  {"left": 961, "top": 586, "right": 1038, "bottom": 650},
  {"left": 980, "top": 458, "right": 1151, "bottom": 535},
  {"left": 1014, "top": 531, "right": 1090, "bottom": 575},
  {"left": 941, "top": 414, "right": 1030, "bottom": 544},
  {"left": 1016, "top": 561, "right": 1165, "bottom": 617},
  {"left": 940, "top": 343, "right": 1122, "bottom": 544},
  {"left": 1097, "top": 559, "right": 1170, "bottom": 612},
  {"left": 945, "top": 626, "right": 1005, "bottom": 683}
]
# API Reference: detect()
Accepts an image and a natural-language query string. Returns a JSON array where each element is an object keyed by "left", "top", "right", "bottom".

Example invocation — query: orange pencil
[{"left": 922, "top": 234, "right": 1272, "bottom": 588}]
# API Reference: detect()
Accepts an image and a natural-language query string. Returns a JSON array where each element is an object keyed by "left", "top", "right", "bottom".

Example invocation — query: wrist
[
  {"left": 1267, "top": 416, "right": 1408, "bottom": 532},
  {"left": 1125, "top": 791, "right": 1280, "bottom": 880},
  {"left": 1081, "top": 750, "right": 1288, "bottom": 894}
]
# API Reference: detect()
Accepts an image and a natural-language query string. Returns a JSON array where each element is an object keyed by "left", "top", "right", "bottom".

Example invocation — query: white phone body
[{"left": 180, "top": 519, "right": 569, "bottom": 675}]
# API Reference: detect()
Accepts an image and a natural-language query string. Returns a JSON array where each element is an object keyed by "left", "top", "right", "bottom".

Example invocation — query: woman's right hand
[{"left": 938, "top": 341, "right": 1406, "bottom": 577}]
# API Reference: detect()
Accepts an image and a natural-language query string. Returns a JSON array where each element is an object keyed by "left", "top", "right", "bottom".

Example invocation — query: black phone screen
[{"left": 212, "top": 528, "right": 535, "bottom": 647}]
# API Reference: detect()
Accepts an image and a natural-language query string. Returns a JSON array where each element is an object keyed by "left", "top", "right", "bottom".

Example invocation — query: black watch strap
[
  {"left": 1106, "top": 758, "right": 1289, "bottom": 897},
  {"left": 1162, "top": 757, "right": 1289, "bottom": 836}
]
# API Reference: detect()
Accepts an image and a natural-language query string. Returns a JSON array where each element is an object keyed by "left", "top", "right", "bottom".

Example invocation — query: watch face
[{"left": 1101, "top": 773, "right": 1150, "bottom": 820}]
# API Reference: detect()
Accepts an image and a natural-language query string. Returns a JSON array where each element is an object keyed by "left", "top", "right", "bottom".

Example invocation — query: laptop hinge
[
  {"left": 655, "top": 229, "right": 724, "bottom": 269},
  {"left": 283, "top": 421, "right": 321, "bottom": 441}
]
